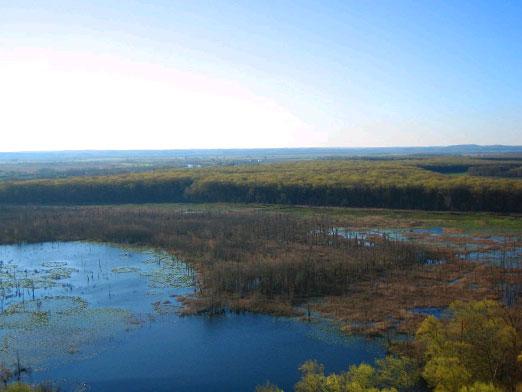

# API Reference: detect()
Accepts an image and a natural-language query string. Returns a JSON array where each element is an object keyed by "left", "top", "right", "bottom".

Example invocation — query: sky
[{"left": 0, "top": 0, "right": 521, "bottom": 151}]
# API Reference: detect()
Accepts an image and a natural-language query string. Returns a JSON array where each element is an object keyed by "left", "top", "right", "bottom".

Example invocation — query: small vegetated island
[{"left": 0, "top": 153, "right": 521, "bottom": 391}]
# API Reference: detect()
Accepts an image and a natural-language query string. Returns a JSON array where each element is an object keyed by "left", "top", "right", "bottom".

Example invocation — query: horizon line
[{"left": 1, "top": 144, "right": 522, "bottom": 155}]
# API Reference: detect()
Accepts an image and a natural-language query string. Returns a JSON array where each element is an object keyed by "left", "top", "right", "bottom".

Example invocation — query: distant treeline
[
  {"left": 0, "top": 159, "right": 521, "bottom": 212},
  {"left": 421, "top": 162, "right": 522, "bottom": 178},
  {"left": 468, "top": 164, "right": 522, "bottom": 178}
]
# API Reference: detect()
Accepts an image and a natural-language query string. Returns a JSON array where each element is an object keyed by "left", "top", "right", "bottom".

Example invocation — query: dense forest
[{"left": 0, "top": 157, "right": 521, "bottom": 212}]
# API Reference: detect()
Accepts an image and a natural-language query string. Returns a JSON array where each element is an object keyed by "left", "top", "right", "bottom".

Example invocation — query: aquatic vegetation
[
  {"left": 0, "top": 205, "right": 519, "bottom": 336},
  {"left": 0, "top": 297, "right": 137, "bottom": 368},
  {"left": 111, "top": 266, "right": 140, "bottom": 273},
  {"left": 0, "top": 241, "right": 380, "bottom": 391},
  {"left": 44, "top": 267, "right": 78, "bottom": 280},
  {"left": 40, "top": 261, "right": 68, "bottom": 268},
  {"left": 143, "top": 265, "right": 194, "bottom": 289},
  {"left": 0, "top": 242, "right": 195, "bottom": 373},
  {"left": 0, "top": 203, "right": 517, "bottom": 389},
  {"left": 8, "top": 296, "right": 89, "bottom": 315},
  {"left": 0, "top": 312, "right": 37, "bottom": 330}
]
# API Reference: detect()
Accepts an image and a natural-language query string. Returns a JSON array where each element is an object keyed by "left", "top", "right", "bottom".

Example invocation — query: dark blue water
[
  {"left": 410, "top": 307, "right": 446, "bottom": 319},
  {"left": 0, "top": 242, "right": 384, "bottom": 392},
  {"left": 36, "top": 314, "right": 383, "bottom": 391}
]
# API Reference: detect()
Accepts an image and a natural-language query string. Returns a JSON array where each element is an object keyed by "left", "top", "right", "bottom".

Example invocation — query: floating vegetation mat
[
  {"left": 0, "top": 296, "right": 136, "bottom": 369},
  {"left": 142, "top": 265, "right": 194, "bottom": 289},
  {"left": 0, "top": 242, "right": 196, "bottom": 371},
  {"left": 111, "top": 266, "right": 140, "bottom": 273}
]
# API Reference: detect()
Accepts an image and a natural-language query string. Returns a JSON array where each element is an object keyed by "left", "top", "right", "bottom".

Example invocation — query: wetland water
[
  {"left": 336, "top": 227, "right": 522, "bottom": 267},
  {"left": 0, "top": 242, "right": 384, "bottom": 391}
]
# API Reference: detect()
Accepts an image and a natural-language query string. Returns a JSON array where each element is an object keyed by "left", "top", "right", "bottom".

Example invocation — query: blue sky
[{"left": 0, "top": 0, "right": 521, "bottom": 150}]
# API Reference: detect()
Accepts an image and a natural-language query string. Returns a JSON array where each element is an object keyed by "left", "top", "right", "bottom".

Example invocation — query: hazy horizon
[
  {"left": 1, "top": 1, "right": 521, "bottom": 151},
  {"left": 1, "top": 144, "right": 522, "bottom": 157}
]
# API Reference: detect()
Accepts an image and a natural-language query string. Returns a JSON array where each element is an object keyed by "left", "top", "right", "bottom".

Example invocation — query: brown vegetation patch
[
  {"left": 313, "top": 261, "right": 521, "bottom": 335},
  {"left": 0, "top": 205, "right": 520, "bottom": 336}
]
